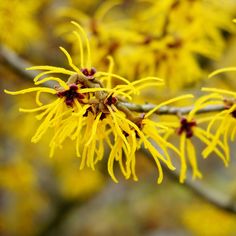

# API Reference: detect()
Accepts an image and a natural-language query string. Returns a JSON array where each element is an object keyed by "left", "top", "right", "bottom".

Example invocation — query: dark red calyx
[
  {"left": 100, "top": 112, "right": 107, "bottom": 120},
  {"left": 122, "top": 130, "right": 129, "bottom": 137},
  {"left": 81, "top": 67, "right": 96, "bottom": 77},
  {"left": 232, "top": 110, "right": 236, "bottom": 118},
  {"left": 105, "top": 94, "right": 117, "bottom": 106},
  {"left": 57, "top": 84, "right": 84, "bottom": 107},
  {"left": 177, "top": 117, "right": 196, "bottom": 138},
  {"left": 83, "top": 107, "right": 93, "bottom": 117}
]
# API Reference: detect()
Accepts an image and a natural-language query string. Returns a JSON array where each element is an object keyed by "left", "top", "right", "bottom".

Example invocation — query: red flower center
[
  {"left": 177, "top": 117, "right": 196, "bottom": 138},
  {"left": 81, "top": 68, "right": 96, "bottom": 77},
  {"left": 232, "top": 110, "right": 236, "bottom": 118},
  {"left": 57, "top": 84, "right": 84, "bottom": 106}
]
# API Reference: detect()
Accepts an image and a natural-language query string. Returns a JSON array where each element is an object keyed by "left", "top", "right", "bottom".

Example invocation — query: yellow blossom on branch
[
  {"left": 5, "top": 22, "right": 194, "bottom": 183},
  {"left": 160, "top": 94, "right": 229, "bottom": 183},
  {"left": 198, "top": 66, "right": 236, "bottom": 159}
]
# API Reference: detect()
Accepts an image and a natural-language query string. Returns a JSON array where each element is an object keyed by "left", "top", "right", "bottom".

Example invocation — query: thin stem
[
  {"left": 117, "top": 102, "right": 226, "bottom": 115},
  {"left": 1, "top": 45, "right": 227, "bottom": 116},
  {"left": 0, "top": 45, "right": 56, "bottom": 88}
]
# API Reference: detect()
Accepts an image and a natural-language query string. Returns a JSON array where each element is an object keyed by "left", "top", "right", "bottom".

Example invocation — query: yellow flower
[
  {"left": 161, "top": 94, "right": 229, "bottom": 183},
  {"left": 201, "top": 67, "right": 236, "bottom": 160},
  {"left": 44, "top": 79, "right": 182, "bottom": 184},
  {"left": 5, "top": 22, "right": 188, "bottom": 183},
  {"left": 201, "top": 88, "right": 236, "bottom": 159},
  {"left": 201, "top": 12, "right": 235, "bottom": 154}
]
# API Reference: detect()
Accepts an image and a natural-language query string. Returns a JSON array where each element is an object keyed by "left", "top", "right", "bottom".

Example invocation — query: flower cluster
[
  {"left": 4, "top": 22, "right": 234, "bottom": 184},
  {"left": 5, "top": 22, "right": 192, "bottom": 183}
]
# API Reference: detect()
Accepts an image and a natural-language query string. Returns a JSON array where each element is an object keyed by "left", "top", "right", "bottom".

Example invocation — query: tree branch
[
  {"left": 1, "top": 45, "right": 226, "bottom": 116},
  {"left": 117, "top": 102, "right": 225, "bottom": 115},
  {"left": 141, "top": 148, "right": 236, "bottom": 214},
  {"left": 0, "top": 45, "right": 55, "bottom": 87},
  {"left": 0, "top": 46, "right": 36, "bottom": 80}
]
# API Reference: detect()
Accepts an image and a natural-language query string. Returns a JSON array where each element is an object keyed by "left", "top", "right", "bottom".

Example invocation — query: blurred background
[{"left": 1, "top": 0, "right": 236, "bottom": 235}]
